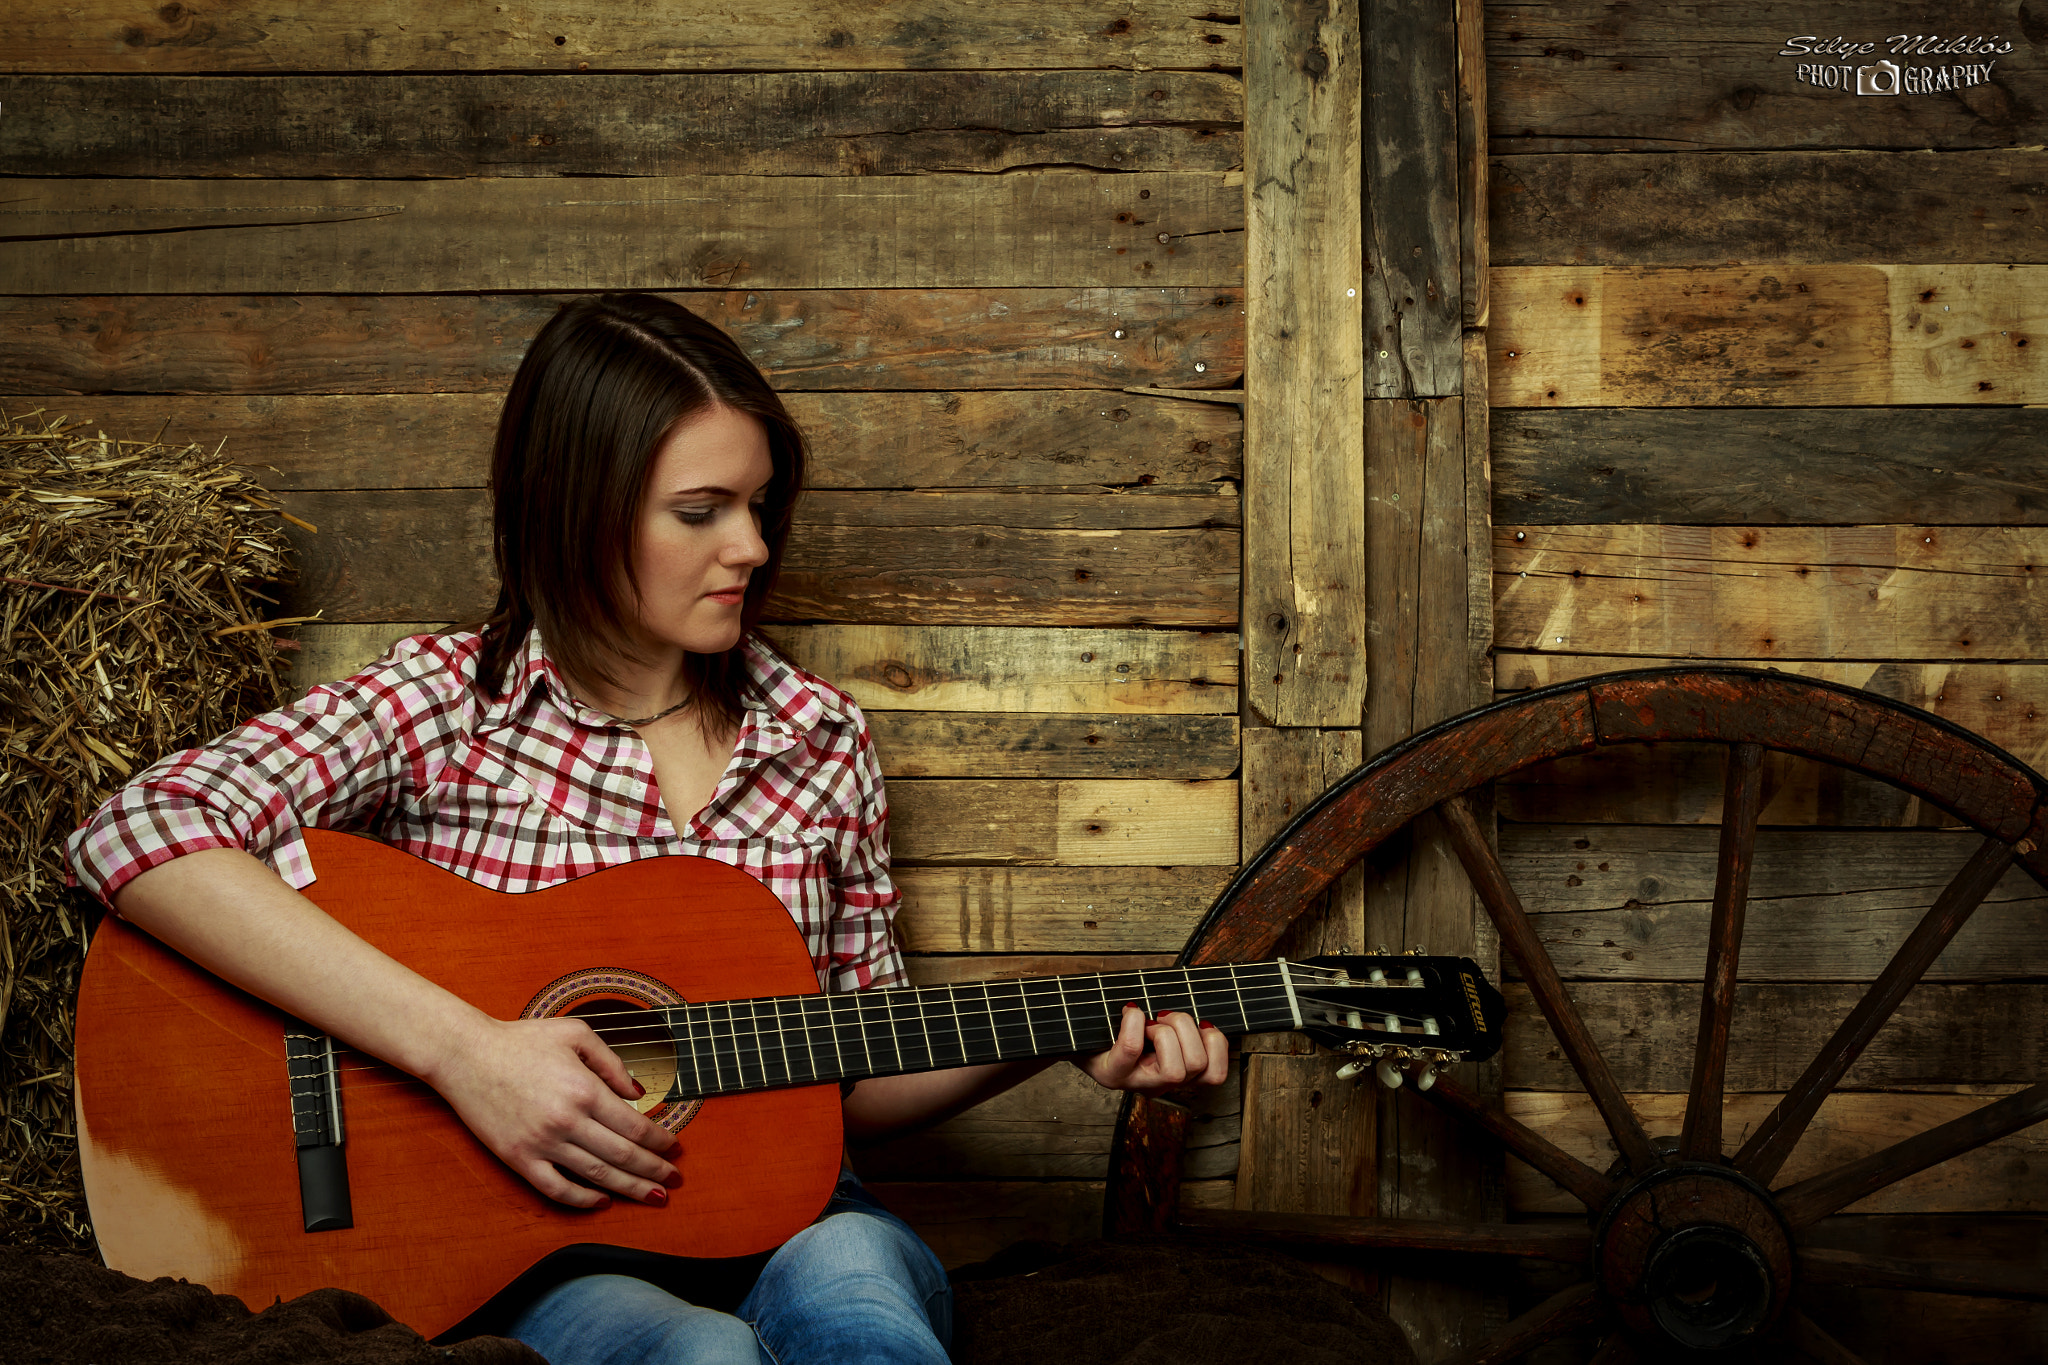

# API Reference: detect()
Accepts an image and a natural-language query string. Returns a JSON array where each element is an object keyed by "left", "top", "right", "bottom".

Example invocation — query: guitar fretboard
[{"left": 661, "top": 963, "right": 1300, "bottom": 1098}]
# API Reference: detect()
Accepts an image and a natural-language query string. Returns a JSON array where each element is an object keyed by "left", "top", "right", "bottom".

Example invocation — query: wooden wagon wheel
[{"left": 1105, "top": 666, "right": 2048, "bottom": 1364}]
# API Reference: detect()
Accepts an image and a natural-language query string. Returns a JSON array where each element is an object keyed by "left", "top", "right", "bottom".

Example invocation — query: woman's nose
[{"left": 724, "top": 514, "right": 770, "bottom": 567}]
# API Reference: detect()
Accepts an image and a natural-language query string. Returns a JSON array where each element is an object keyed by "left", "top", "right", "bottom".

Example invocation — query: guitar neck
[{"left": 661, "top": 962, "right": 1304, "bottom": 1098}]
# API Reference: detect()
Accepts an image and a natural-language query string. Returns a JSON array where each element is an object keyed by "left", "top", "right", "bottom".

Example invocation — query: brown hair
[{"left": 474, "top": 293, "right": 805, "bottom": 732}]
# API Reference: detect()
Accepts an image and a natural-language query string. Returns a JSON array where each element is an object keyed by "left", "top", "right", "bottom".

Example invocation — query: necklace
[{"left": 614, "top": 692, "right": 694, "bottom": 727}]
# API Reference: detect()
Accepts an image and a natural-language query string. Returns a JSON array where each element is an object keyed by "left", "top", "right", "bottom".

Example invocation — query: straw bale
[{"left": 0, "top": 407, "right": 297, "bottom": 1251}]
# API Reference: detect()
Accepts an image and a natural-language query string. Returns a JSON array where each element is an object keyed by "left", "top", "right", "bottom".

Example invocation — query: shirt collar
[{"left": 477, "top": 626, "right": 828, "bottom": 748}]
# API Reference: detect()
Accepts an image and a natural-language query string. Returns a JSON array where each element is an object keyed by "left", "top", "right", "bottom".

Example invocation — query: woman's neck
[{"left": 566, "top": 648, "right": 692, "bottom": 726}]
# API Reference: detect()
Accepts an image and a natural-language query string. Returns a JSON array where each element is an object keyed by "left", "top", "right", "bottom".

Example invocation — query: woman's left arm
[{"left": 843, "top": 1003, "right": 1231, "bottom": 1141}]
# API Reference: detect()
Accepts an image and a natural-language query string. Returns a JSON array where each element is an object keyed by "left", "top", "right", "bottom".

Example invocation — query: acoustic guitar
[{"left": 74, "top": 829, "right": 1504, "bottom": 1337}]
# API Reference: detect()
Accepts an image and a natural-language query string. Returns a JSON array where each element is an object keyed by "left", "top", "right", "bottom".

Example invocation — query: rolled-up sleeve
[
  {"left": 66, "top": 661, "right": 433, "bottom": 907},
  {"left": 828, "top": 720, "right": 908, "bottom": 993}
]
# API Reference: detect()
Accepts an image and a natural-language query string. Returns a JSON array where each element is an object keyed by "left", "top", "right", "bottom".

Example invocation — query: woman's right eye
[{"left": 674, "top": 508, "right": 715, "bottom": 525}]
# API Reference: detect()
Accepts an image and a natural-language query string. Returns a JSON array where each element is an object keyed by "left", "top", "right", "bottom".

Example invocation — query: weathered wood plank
[
  {"left": 774, "top": 522, "right": 1239, "bottom": 628},
  {"left": 890, "top": 779, "right": 1238, "bottom": 865},
  {"left": 767, "top": 624, "right": 1239, "bottom": 716},
  {"left": 0, "top": 173, "right": 1243, "bottom": 295},
  {"left": 1797, "top": 1216, "right": 2048, "bottom": 1365},
  {"left": 291, "top": 622, "right": 1243, "bottom": 721},
  {"left": 902, "top": 953, "right": 1176, "bottom": 987},
  {"left": 1493, "top": 150, "right": 2048, "bottom": 267},
  {"left": 1486, "top": 2, "right": 2044, "bottom": 153},
  {"left": 15, "top": 2, "right": 1244, "bottom": 75},
  {"left": 871, "top": 712, "right": 1240, "bottom": 779},
  {"left": 1242, "top": 728, "right": 1366, "bottom": 959},
  {"left": 1235, "top": 1052, "right": 1376, "bottom": 1213},
  {"left": 1242, "top": 0, "right": 1368, "bottom": 727},
  {"left": 1505, "top": 1091, "right": 2048, "bottom": 1215},
  {"left": 1491, "top": 408, "right": 2048, "bottom": 525},
  {"left": 1494, "top": 264, "right": 2047, "bottom": 408},
  {"left": 859, "top": 1061, "right": 1240, "bottom": 1182},
  {"left": 1364, "top": 0, "right": 1463, "bottom": 398},
  {"left": 895, "top": 867, "right": 1233, "bottom": 954},
  {"left": 1457, "top": 0, "right": 1489, "bottom": 330},
  {"left": 1503, "top": 981, "right": 2048, "bottom": 1093},
  {"left": 1494, "top": 525, "right": 2048, "bottom": 660},
  {"left": 0, "top": 72, "right": 1243, "bottom": 178},
  {"left": 1495, "top": 746, "right": 1947, "bottom": 829},
  {"left": 272, "top": 489, "right": 1240, "bottom": 626},
  {"left": 868, "top": 1179, "right": 1233, "bottom": 1270},
  {"left": 1497, "top": 824, "right": 2048, "bottom": 983},
  {"left": 1497, "top": 658, "right": 2048, "bottom": 771},
  {"left": 5, "top": 391, "right": 1244, "bottom": 493},
  {"left": 0, "top": 290, "right": 1242, "bottom": 395},
  {"left": 800, "top": 488, "right": 1240, "bottom": 530}
]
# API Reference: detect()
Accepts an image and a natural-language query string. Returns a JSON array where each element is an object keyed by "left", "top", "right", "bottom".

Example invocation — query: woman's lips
[{"left": 704, "top": 585, "right": 746, "bottom": 603}]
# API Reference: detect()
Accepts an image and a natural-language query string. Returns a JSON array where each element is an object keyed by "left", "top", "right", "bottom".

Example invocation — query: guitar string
[
  {"left": 282, "top": 985, "right": 1465, "bottom": 1101},
  {"left": 279, "top": 964, "right": 1456, "bottom": 1094}
]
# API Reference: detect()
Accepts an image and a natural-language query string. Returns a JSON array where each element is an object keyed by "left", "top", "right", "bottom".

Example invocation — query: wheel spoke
[
  {"left": 1785, "top": 1309, "right": 1873, "bottom": 1365},
  {"left": 1440, "top": 1280, "right": 1603, "bottom": 1365},
  {"left": 1439, "top": 792, "right": 1658, "bottom": 1173},
  {"left": 1178, "top": 1207, "right": 1590, "bottom": 1262},
  {"left": 1679, "top": 742, "right": 1763, "bottom": 1162},
  {"left": 1799, "top": 1245, "right": 2048, "bottom": 1301},
  {"left": 1775, "top": 1080, "right": 2048, "bottom": 1227},
  {"left": 1734, "top": 834, "right": 2018, "bottom": 1183},
  {"left": 1420, "top": 1069, "right": 1618, "bottom": 1211}
]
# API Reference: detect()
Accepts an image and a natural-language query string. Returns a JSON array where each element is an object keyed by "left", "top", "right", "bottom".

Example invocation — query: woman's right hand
[
  {"left": 112, "top": 850, "right": 683, "bottom": 1212},
  {"left": 426, "top": 1013, "right": 681, "bottom": 1209}
]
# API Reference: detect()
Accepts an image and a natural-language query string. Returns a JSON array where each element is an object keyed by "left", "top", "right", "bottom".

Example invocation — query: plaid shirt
[{"left": 66, "top": 628, "right": 907, "bottom": 992}]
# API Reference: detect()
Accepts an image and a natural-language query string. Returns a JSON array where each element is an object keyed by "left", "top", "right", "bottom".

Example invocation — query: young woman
[{"left": 67, "top": 293, "right": 1229, "bottom": 1365}]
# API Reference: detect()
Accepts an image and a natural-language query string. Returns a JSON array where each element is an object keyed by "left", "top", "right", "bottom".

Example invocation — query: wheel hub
[{"left": 1594, "top": 1163, "right": 1793, "bottom": 1350}]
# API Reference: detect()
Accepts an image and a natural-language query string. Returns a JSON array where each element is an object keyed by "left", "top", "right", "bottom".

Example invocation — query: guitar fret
[{"left": 1055, "top": 978, "right": 1076, "bottom": 1053}]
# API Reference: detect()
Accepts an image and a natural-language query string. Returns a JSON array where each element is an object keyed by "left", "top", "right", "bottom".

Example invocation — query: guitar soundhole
[{"left": 524, "top": 969, "right": 703, "bottom": 1133}]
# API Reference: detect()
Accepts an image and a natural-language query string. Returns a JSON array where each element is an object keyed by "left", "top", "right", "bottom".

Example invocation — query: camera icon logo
[{"left": 1856, "top": 59, "right": 1902, "bottom": 94}]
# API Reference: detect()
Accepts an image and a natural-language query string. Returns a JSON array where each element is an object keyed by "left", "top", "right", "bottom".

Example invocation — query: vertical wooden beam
[
  {"left": 1242, "top": 726, "right": 1366, "bottom": 965},
  {"left": 1244, "top": 0, "right": 1369, "bottom": 728},
  {"left": 1359, "top": 3, "right": 1499, "bottom": 1355},
  {"left": 1456, "top": 0, "right": 1490, "bottom": 332},
  {"left": 1234, "top": 1051, "right": 1378, "bottom": 1219},
  {"left": 1364, "top": 0, "right": 1463, "bottom": 398}
]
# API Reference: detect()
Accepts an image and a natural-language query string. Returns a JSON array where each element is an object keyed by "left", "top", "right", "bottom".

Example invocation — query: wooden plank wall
[
  {"left": 1487, "top": 4, "right": 2048, "bottom": 1359},
  {"left": 0, "top": 2, "right": 1249, "bottom": 1269}
]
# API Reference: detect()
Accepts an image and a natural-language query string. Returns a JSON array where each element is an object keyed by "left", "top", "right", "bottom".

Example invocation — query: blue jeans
[{"left": 506, "top": 1174, "right": 952, "bottom": 1365}]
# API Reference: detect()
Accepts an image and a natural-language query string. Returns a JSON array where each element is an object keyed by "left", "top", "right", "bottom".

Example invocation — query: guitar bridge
[{"left": 285, "top": 1029, "right": 353, "bottom": 1232}]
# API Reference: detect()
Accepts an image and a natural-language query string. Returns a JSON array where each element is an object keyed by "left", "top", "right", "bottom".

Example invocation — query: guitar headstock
[{"left": 1285, "top": 952, "right": 1506, "bottom": 1088}]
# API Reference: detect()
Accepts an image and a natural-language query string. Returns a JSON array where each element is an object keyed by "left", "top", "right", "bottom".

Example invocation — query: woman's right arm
[
  {"left": 71, "top": 642, "right": 677, "bottom": 1209},
  {"left": 112, "top": 848, "right": 679, "bottom": 1209}
]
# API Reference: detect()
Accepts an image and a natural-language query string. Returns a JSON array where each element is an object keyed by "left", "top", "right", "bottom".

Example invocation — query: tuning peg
[
  {"left": 1414, "top": 1063, "right": 1438, "bottom": 1092},
  {"left": 1376, "top": 1058, "right": 1405, "bottom": 1088},
  {"left": 1335, "top": 1059, "right": 1366, "bottom": 1081}
]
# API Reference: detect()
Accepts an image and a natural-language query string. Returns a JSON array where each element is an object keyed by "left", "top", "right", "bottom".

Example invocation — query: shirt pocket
[{"left": 409, "top": 740, "right": 549, "bottom": 883}]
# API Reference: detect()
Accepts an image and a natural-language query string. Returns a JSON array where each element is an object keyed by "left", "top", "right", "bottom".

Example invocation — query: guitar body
[{"left": 75, "top": 830, "right": 845, "bottom": 1337}]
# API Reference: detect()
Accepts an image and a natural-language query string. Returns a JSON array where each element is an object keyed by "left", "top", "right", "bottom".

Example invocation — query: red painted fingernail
[
  {"left": 664, "top": 1170, "right": 683, "bottom": 1189},
  {"left": 631, "top": 1079, "right": 647, "bottom": 1099},
  {"left": 1201, "top": 1021, "right": 1218, "bottom": 1031},
  {"left": 643, "top": 1186, "right": 668, "bottom": 1207},
  {"left": 1124, "top": 1001, "right": 1141, "bottom": 1012},
  {"left": 593, "top": 1196, "right": 612, "bottom": 1211}
]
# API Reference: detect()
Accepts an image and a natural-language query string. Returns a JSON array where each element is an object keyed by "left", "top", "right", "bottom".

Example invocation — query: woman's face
[{"left": 625, "top": 402, "right": 775, "bottom": 658}]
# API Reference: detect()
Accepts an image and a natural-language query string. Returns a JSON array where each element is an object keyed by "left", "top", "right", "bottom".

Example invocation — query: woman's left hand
[{"left": 1076, "top": 1003, "right": 1230, "bottom": 1095}]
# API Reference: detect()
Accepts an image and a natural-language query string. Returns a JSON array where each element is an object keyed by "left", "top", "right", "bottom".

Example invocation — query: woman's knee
[
  {"left": 509, "top": 1274, "right": 761, "bottom": 1365},
  {"left": 774, "top": 1211, "right": 943, "bottom": 1297}
]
